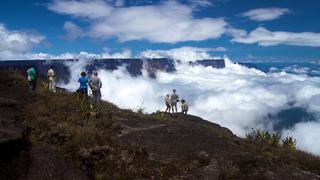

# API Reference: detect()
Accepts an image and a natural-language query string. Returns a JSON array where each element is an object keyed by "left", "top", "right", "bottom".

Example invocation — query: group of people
[
  {"left": 27, "top": 65, "right": 189, "bottom": 113},
  {"left": 27, "top": 65, "right": 102, "bottom": 103},
  {"left": 165, "top": 89, "right": 189, "bottom": 114},
  {"left": 78, "top": 71, "right": 102, "bottom": 103},
  {"left": 78, "top": 72, "right": 188, "bottom": 113},
  {"left": 27, "top": 65, "right": 56, "bottom": 93}
]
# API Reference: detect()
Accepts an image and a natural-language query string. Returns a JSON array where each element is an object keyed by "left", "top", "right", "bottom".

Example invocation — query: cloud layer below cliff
[{"left": 61, "top": 53, "right": 320, "bottom": 155}]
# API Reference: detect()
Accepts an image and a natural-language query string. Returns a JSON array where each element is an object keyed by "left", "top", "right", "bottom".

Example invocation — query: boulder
[
  {"left": 197, "top": 158, "right": 220, "bottom": 180},
  {"left": 0, "top": 97, "right": 29, "bottom": 159}
]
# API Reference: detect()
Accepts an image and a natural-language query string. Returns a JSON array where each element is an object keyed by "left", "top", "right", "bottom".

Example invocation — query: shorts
[{"left": 79, "top": 88, "right": 88, "bottom": 95}]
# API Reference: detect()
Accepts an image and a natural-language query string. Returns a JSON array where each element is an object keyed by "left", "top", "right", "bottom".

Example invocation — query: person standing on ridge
[
  {"left": 78, "top": 71, "right": 89, "bottom": 97},
  {"left": 89, "top": 72, "right": 102, "bottom": 103},
  {"left": 27, "top": 65, "right": 37, "bottom": 91},
  {"left": 165, "top": 94, "right": 171, "bottom": 112},
  {"left": 181, "top": 99, "right": 189, "bottom": 114},
  {"left": 170, "top": 89, "right": 179, "bottom": 113},
  {"left": 47, "top": 66, "right": 56, "bottom": 93}
]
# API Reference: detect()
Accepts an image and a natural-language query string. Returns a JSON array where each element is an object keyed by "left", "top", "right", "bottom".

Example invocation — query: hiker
[
  {"left": 165, "top": 94, "right": 171, "bottom": 112},
  {"left": 181, "top": 99, "right": 189, "bottom": 114},
  {"left": 27, "top": 65, "right": 37, "bottom": 91},
  {"left": 78, "top": 71, "right": 89, "bottom": 97},
  {"left": 170, "top": 89, "right": 179, "bottom": 113},
  {"left": 47, "top": 66, "right": 56, "bottom": 93},
  {"left": 89, "top": 72, "right": 102, "bottom": 103}
]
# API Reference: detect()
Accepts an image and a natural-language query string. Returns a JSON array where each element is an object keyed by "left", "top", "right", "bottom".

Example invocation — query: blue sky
[{"left": 0, "top": 0, "right": 320, "bottom": 61}]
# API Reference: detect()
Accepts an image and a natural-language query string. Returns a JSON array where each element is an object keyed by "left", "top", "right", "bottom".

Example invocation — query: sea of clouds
[{"left": 61, "top": 49, "right": 320, "bottom": 156}]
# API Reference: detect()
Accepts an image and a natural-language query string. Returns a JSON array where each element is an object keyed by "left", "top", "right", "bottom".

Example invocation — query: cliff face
[{"left": 0, "top": 70, "right": 320, "bottom": 180}]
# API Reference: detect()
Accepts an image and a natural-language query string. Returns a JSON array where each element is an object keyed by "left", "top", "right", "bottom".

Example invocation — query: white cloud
[
  {"left": 48, "top": 0, "right": 227, "bottom": 43},
  {"left": 242, "top": 7, "right": 289, "bottom": 21},
  {"left": 60, "top": 50, "right": 320, "bottom": 157},
  {"left": 270, "top": 65, "right": 320, "bottom": 78},
  {"left": 140, "top": 46, "right": 226, "bottom": 62},
  {"left": 61, "top": 58, "right": 91, "bottom": 90},
  {"left": 5, "top": 45, "right": 225, "bottom": 61},
  {"left": 23, "top": 52, "right": 75, "bottom": 60},
  {"left": 48, "top": 0, "right": 112, "bottom": 19},
  {"left": 282, "top": 65, "right": 310, "bottom": 75},
  {"left": 22, "top": 46, "right": 224, "bottom": 62},
  {"left": 227, "top": 28, "right": 247, "bottom": 38},
  {"left": 282, "top": 121, "right": 320, "bottom": 155},
  {"left": 187, "top": 0, "right": 213, "bottom": 7},
  {"left": 229, "top": 27, "right": 320, "bottom": 47},
  {"left": 114, "top": 0, "right": 125, "bottom": 7},
  {"left": 27, "top": 49, "right": 132, "bottom": 60},
  {"left": 0, "top": 24, "right": 45, "bottom": 60},
  {"left": 62, "top": 21, "right": 83, "bottom": 41}
]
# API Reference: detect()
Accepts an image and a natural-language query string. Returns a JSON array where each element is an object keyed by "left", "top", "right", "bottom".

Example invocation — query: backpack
[{"left": 171, "top": 94, "right": 179, "bottom": 102}]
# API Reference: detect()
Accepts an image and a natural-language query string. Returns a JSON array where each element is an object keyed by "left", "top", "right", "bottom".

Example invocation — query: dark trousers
[
  {"left": 92, "top": 90, "right": 101, "bottom": 103},
  {"left": 79, "top": 88, "right": 88, "bottom": 96},
  {"left": 78, "top": 88, "right": 88, "bottom": 102},
  {"left": 28, "top": 80, "right": 36, "bottom": 91},
  {"left": 166, "top": 104, "right": 171, "bottom": 112}
]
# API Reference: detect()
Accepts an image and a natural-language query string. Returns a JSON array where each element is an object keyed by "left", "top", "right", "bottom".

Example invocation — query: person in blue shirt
[{"left": 78, "top": 71, "right": 89, "bottom": 96}]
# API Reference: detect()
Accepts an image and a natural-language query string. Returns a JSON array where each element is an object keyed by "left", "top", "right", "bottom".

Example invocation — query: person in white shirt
[
  {"left": 181, "top": 99, "right": 189, "bottom": 114},
  {"left": 47, "top": 66, "right": 56, "bottom": 93},
  {"left": 165, "top": 94, "right": 171, "bottom": 112}
]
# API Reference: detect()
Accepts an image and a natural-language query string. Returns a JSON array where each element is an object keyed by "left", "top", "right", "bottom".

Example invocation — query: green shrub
[
  {"left": 282, "top": 136, "right": 297, "bottom": 150},
  {"left": 271, "top": 133, "right": 281, "bottom": 147},
  {"left": 137, "top": 106, "right": 145, "bottom": 114},
  {"left": 246, "top": 129, "right": 272, "bottom": 145}
]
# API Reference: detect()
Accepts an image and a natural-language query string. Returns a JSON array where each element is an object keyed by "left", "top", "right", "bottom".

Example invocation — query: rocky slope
[{"left": 0, "top": 70, "right": 320, "bottom": 179}]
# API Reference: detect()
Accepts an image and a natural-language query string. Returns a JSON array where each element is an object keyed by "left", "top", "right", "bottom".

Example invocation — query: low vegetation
[
  {"left": 23, "top": 81, "right": 203, "bottom": 178},
  {"left": 4, "top": 70, "right": 320, "bottom": 179},
  {"left": 245, "top": 128, "right": 320, "bottom": 175},
  {"left": 246, "top": 128, "right": 294, "bottom": 149}
]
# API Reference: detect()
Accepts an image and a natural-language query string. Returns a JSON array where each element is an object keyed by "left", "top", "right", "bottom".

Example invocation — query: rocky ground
[
  {"left": 0, "top": 71, "right": 88, "bottom": 180},
  {"left": 1, "top": 70, "right": 320, "bottom": 179}
]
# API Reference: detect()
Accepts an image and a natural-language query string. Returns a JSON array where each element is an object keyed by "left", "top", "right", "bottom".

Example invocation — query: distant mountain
[{"left": 0, "top": 58, "right": 225, "bottom": 82}]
